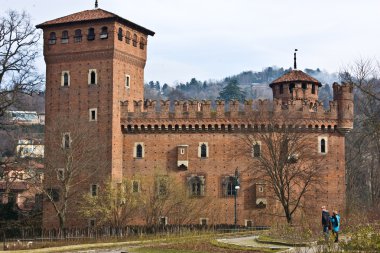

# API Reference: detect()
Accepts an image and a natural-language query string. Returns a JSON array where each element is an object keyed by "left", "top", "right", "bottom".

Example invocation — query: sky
[{"left": 1, "top": 0, "right": 379, "bottom": 85}]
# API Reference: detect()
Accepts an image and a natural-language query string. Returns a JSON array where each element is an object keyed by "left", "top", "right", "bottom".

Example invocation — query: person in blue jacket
[{"left": 330, "top": 210, "right": 340, "bottom": 242}]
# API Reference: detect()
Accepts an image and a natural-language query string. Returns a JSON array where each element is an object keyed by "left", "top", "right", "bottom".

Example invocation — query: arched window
[
  {"left": 126, "top": 31, "right": 131, "bottom": 44},
  {"left": 118, "top": 28, "right": 123, "bottom": 41},
  {"left": 100, "top": 26, "right": 108, "bottom": 39},
  {"left": 132, "top": 34, "right": 137, "bottom": 47},
  {"left": 61, "top": 30, "right": 69, "bottom": 43},
  {"left": 63, "top": 73, "right": 69, "bottom": 86},
  {"left": 279, "top": 84, "right": 284, "bottom": 94},
  {"left": 289, "top": 83, "right": 295, "bottom": 93},
  {"left": 321, "top": 139, "right": 326, "bottom": 153},
  {"left": 88, "top": 28, "right": 95, "bottom": 40},
  {"left": 136, "top": 144, "right": 143, "bottom": 158},
  {"left": 49, "top": 32, "right": 56, "bottom": 44},
  {"left": 74, "top": 29, "right": 82, "bottom": 42},
  {"left": 201, "top": 143, "right": 207, "bottom": 158},
  {"left": 139, "top": 37, "right": 145, "bottom": 49},
  {"left": 90, "top": 71, "right": 96, "bottom": 84}
]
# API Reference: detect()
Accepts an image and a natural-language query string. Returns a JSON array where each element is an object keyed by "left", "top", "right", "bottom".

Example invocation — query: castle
[{"left": 37, "top": 6, "right": 353, "bottom": 228}]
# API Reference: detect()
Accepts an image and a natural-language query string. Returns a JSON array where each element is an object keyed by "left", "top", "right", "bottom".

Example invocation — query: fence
[{"left": 2, "top": 224, "right": 269, "bottom": 250}]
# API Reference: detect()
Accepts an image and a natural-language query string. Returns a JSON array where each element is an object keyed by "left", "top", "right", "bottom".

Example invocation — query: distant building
[
  {"left": 4, "top": 111, "right": 40, "bottom": 125},
  {"left": 16, "top": 139, "right": 44, "bottom": 158}
]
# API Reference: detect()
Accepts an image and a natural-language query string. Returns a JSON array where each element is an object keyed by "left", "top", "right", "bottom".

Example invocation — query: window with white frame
[
  {"left": 134, "top": 142, "right": 144, "bottom": 158},
  {"left": 57, "top": 168, "right": 65, "bottom": 181},
  {"left": 200, "top": 218, "right": 208, "bottom": 226},
  {"left": 252, "top": 141, "right": 261, "bottom": 158},
  {"left": 89, "top": 108, "right": 97, "bottom": 121},
  {"left": 318, "top": 136, "right": 328, "bottom": 154},
  {"left": 245, "top": 220, "right": 253, "bottom": 227},
  {"left": 198, "top": 142, "right": 209, "bottom": 158},
  {"left": 91, "top": 184, "right": 98, "bottom": 197},
  {"left": 62, "top": 132, "right": 71, "bottom": 149},
  {"left": 159, "top": 216, "right": 168, "bottom": 225},
  {"left": 61, "top": 71, "right": 70, "bottom": 87},
  {"left": 125, "top": 75, "right": 130, "bottom": 89},
  {"left": 88, "top": 69, "right": 97, "bottom": 85}
]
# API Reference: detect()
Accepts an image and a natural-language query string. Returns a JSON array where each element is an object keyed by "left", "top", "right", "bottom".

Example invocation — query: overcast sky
[{"left": 1, "top": 0, "right": 379, "bottom": 85}]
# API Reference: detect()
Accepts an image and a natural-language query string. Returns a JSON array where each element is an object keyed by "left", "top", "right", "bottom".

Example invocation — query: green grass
[{"left": 131, "top": 248, "right": 204, "bottom": 253}]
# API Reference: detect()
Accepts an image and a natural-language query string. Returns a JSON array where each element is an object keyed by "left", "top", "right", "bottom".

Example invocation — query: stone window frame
[
  {"left": 89, "top": 108, "right": 98, "bottom": 122},
  {"left": 88, "top": 69, "right": 97, "bottom": 85},
  {"left": 61, "top": 71, "right": 70, "bottom": 87},
  {"left": 252, "top": 141, "right": 261, "bottom": 158},
  {"left": 62, "top": 132, "right": 71, "bottom": 149},
  {"left": 258, "top": 185, "right": 264, "bottom": 193},
  {"left": 198, "top": 142, "right": 209, "bottom": 158},
  {"left": 222, "top": 176, "right": 236, "bottom": 197},
  {"left": 125, "top": 74, "right": 131, "bottom": 89},
  {"left": 187, "top": 175, "right": 205, "bottom": 197},
  {"left": 245, "top": 219, "right": 253, "bottom": 227},
  {"left": 90, "top": 184, "right": 99, "bottom": 197},
  {"left": 132, "top": 180, "right": 140, "bottom": 193},
  {"left": 159, "top": 216, "right": 168, "bottom": 225},
  {"left": 318, "top": 136, "right": 328, "bottom": 154},
  {"left": 200, "top": 218, "right": 208, "bottom": 226},
  {"left": 133, "top": 142, "right": 144, "bottom": 159}
]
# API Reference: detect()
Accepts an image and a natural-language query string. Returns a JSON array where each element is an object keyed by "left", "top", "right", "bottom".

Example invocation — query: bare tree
[
  {"left": 0, "top": 10, "right": 43, "bottom": 118},
  {"left": 242, "top": 118, "right": 322, "bottom": 224},
  {"left": 342, "top": 58, "right": 380, "bottom": 211},
  {"left": 41, "top": 119, "right": 107, "bottom": 232},
  {"left": 78, "top": 178, "right": 140, "bottom": 227}
]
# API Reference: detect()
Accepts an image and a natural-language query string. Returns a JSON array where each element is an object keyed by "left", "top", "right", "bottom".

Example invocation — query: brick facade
[{"left": 38, "top": 8, "right": 353, "bottom": 228}]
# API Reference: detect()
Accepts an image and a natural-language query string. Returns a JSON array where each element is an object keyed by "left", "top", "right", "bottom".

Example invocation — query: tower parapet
[{"left": 333, "top": 82, "right": 354, "bottom": 133}]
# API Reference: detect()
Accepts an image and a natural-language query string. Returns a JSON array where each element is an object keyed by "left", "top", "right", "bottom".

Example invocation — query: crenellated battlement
[
  {"left": 121, "top": 98, "right": 337, "bottom": 120},
  {"left": 333, "top": 82, "right": 354, "bottom": 100}
]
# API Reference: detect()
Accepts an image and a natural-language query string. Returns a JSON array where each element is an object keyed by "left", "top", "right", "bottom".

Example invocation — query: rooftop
[
  {"left": 36, "top": 8, "right": 155, "bottom": 36},
  {"left": 270, "top": 70, "right": 321, "bottom": 87}
]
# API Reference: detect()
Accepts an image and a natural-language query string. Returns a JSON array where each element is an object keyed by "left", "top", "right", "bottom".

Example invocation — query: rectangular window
[
  {"left": 57, "top": 168, "right": 64, "bottom": 181},
  {"left": 252, "top": 141, "right": 261, "bottom": 158},
  {"left": 89, "top": 219, "right": 96, "bottom": 227},
  {"left": 198, "top": 142, "right": 209, "bottom": 158},
  {"left": 159, "top": 217, "right": 168, "bottom": 225},
  {"left": 200, "top": 218, "right": 208, "bottom": 226},
  {"left": 132, "top": 180, "right": 140, "bottom": 193},
  {"left": 125, "top": 75, "right": 130, "bottom": 89},
  {"left": 91, "top": 184, "right": 98, "bottom": 197},
  {"left": 89, "top": 108, "right": 97, "bottom": 121},
  {"left": 62, "top": 133, "right": 70, "bottom": 149}
]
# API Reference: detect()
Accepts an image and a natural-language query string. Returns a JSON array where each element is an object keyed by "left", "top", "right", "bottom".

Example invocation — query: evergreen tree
[{"left": 218, "top": 79, "right": 246, "bottom": 101}]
